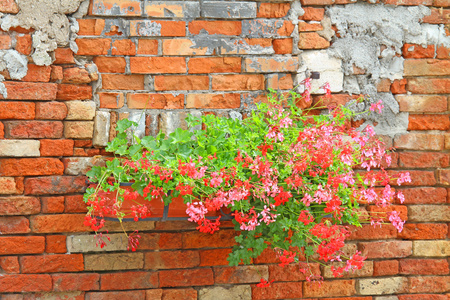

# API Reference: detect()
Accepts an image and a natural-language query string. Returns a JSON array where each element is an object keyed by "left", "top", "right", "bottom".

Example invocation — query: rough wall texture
[{"left": 0, "top": 0, "right": 449, "bottom": 299}]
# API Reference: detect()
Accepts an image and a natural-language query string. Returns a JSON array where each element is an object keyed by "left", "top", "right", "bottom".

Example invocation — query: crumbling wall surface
[{"left": 0, "top": 0, "right": 449, "bottom": 299}]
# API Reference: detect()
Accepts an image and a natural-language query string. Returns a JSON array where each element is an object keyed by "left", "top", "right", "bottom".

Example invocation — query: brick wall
[{"left": 0, "top": 0, "right": 449, "bottom": 299}]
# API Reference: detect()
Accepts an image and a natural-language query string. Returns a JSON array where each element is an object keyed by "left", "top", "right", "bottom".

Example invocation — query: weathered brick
[
  {"left": 298, "top": 32, "right": 330, "bottom": 49},
  {"left": 267, "top": 74, "right": 293, "bottom": 90},
  {"left": 130, "top": 57, "right": 186, "bottom": 74},
  {"left": 413, "top": 241, "right": 450, "bottom": 256},
  {"left": 25, "top": 176, "right": 86, "bottom": 195},
  {"left": 399, "top": 187, "right": 446, "bottom": 204},
  {"left": 40, "top": 139, "right": 74, "bottom": 156},
  {"left": 162, "top": 39, "right": 209, "bottom": 56},
  {"left": 422, "top": 8, "right": 450, "bottom": 24},
  {"left": 0, "top": 256, "right": 20, "bottom": 274},
  {"left": 202, "top": 2, "right": 256, "bottom": 18},
  {"left": 0, "top": 236, "right": 45, "bottom": 255},
  {"left": 303, "top": 280, "right": 356, "bottom": 298},
  {"left": 404, "top": 59, "right": 450, "bottom": 76},
  {"left": 399, "top": 259, "right": 449, "bottom": 275},
  {"left": 299, "top": 7, "right": 325, "bottom": 21},
  {"left": 188, "top": 57, "right": 241, "bottom": 74},
  {"left": 358, "top": 277, "right": 408, "bottom": 295},
  {"left": 402, "top": 43, "right": 435, "bottom": 58},
  {"left": 45, "top": 235, "right": 67, "bottom": 254},
  {"left": 212, "top": 75, "right": 265, "bottom": 91},
  {"left": 41, "top": 196, "right": 65, "bottom": 213},
  {"left": 399, "top": 152, "right": 449, "bottom": 168},
  {"left": 84, "top": 253, "right": 144, "bottom": 271},
  {"left": 154, "top": 75, "right": 209, "bottom": 91},
  {"left": 244, "top": 57, "right": 298, "bottom": 72},
  {"left": 56, "top": 84, "right": 92, "bottom": 100},
  {"left": 93, "top": 111, "right": 111, "bottom": 147},
  {"left": 20, "top": 65, "right": 51, "bottom": 82},
  {"left": 189, "top": 21, "right": 241, "bottom": 35},
  {"left": 201, "top": 285, "right": 251, "bottom": 300},
  {"left": 51, "top": 65, "right": 64, "bottom": 82},
  {"left": 399, "top": 223, "right": 448, "bottom": 240},
  {"left": 62, "top": 68, "right": 91, "bottom": 84},
  {"left": 186, "top": 94, "right": 240, "bottom": 109},
  {"left": 54, "top": 48, "right": 76, "bottom": 64},
  {"left": 408, "top": 276, "right": 450, "bottom": 293},
  {"left": 35, "top": 102, "right": 68, "bottom": 120},
  {"left": 15, "top": 34, "right": 32, "bottom": 55},
  {"left": 77, "top": 19, "right": 105, "bottom": 36},
  {"left": 242, "top": 20, "right": 294, "bottom": 38},
  {"left": 129, "top": 20, "right": 185, "bottom": 37},
  {"left": 93, "top": 56, "right": 126, "bottom": 73},
  {"left": 65, "top": 101, "right": 96, "bottom": 120},
  {"left": 0, "top": 102, "right": 35, "bottom": 119},
  {"left": 0, "top": 177, "right": 24, "bottom": 195},
  {"left": 65, "top": 195, "right": 88, "bottom": 213},
  {"left": 67, "top": 233, "right": 127, "bottom": 253},
  {"left": 221, "top": 38, "right": 274, "bottom": 55},
  {"left": 91, "top": 0, "right": 142, "bottom": 16},
  {"left": 359, "top": 241, "right": 412, "bottom": 258},
  {"left": 272, "top": 38, "right": 293, "bottom": 54},
  {"left": 257, "top": 3, "right": 290, "bottom": 18},
  {"left": 348, "top": 224, "right": 397, "bottom": 240},
  {"left": 407, "top": 78, "right": 450, "bottom": 94},
  {"left": 0, "top": 140, "right": 40, "bottom": 157},
  {"left": 144, "top": 250, "right": 200, "bottom": 269},
  {"left": 100, "top": 271, "right": 158, "bottom": 290},
  {"left": 0, "top": 0, "right": 19, "bottom": 13},
  {"left": 53, "top": 273, "right": 100, "bottom": 291},
  {"left": 269, "top": 263, "right": 320, "bottom": 282},
  {"left": 396, "top": 95, "right": 447, "bottom": 112},
  {"left": 0, "top": 275, "right": 52, "bottom": 293},
  {"left": 139, "top": 232, "right": 182, "bottom": 250},
  {"left": 137, "top": 39, "right": 158, "bottom": 54},
  {"left": 145, "top": 1, "right": 200, "bottom": 18},
  {"left": 0, "top": 216, "right": 30, "bottom": 234},
  {"left": 0, "top": 158, "right": 64, "bottom": 176},
  {"left": 408, "top": 205, "right": 450, "bottom": 222},
  {"left": 85, "top": 291, "right": 145, "bottom": 300},
  {"left": 394, "top": 133, "right": 444, "bottom": 150},
  {"left": 298, "top": 21, "right": 324, "bottom": 32},
  {"left": 111, "top": 39, "right": 136, "bottom": 55},
  {"left": 98, "top": 92, "right": 125, "bottom": 108},
  {"left": 4, "top": 121, "right": 63, "bottom": 139},
  {"left": 0, "top": 33, "right": 12, "bottom": 50},
  {"left": 30, "top": 214, "right": 88, "bottom": 233},
  {"left": 0, "top": 196, "right": 40, "bottom": 215},
  {"left": 127, "top": 93, "right": 184, "bottom": 109},
  {"left": 160, "top": 268, "right": 214, "bottom": 287},
  {"left": 20, "top": 254, "right": 84, "bottom": 273},
  {"left": 214, "top": 266, "right": 268, "bottom": 284},
  {"left": 1, "top": 82, "right": 57, "bottom": 100},
  {"left": 75, "top": 38, "right": 111, "bottom": 55},
  {"left": 64, "top": 121, "right": 94, "bottom": 139},
  {"left": 373, "top": 260, "right": 399, "bottom": 276}
]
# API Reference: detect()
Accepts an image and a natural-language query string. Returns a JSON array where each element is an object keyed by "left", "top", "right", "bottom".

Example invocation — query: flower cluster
[{"left": 84, "top": 86, "right": 409, "bottom": 283}]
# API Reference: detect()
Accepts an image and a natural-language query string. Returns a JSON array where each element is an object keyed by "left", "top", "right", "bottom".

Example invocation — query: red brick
[
  {"left": 4, "top": 121, "right": 63, "bottom": 139},
  {"left": 298, "top": 21, "right": 324, "bottom": 32},
  {"left": 422, "top": 8, "right": 450, "bottom": 24},
  {"left": 24, "top": 176, "right": 86, "bottom": 196},
  {"left": 62, "top": 68, "right": 91, "bottom": 84},
  {"left": 20, "top": 65, "right": 51, "bottom": 82},
  {"left": 398, "top": 295, "right": 447, "bottom": 300},
  {"left": 53, "top": 273, "right": 99, "bottom": 291},
  {"left": 367, "top": 205, "right": 408, "bottom": 222},
  {"left": 98, "top": 92, "right": 124, "bottom": 108},
  {"left": 188, "top": 57, "right": 241, "bottom": 74},
  {"left": 137, "top": 39, "right": 158, "bottom": 55},
  {"left": 299, "top": 7, "right": 324, "bottom": 21},
  {"left": 214, "top": 266, "right": 268, "bottom": 284},
  {"left": 100, "top": 271, "right": 158, "bottom": 290},
  {"left": 77, "top": 19, "right": 105, "bottom": 36},
  {"left": 15, "top": 34, "right": 32, "bottom": 55},
  {"left": 0, "top": 196, "right": 40, "bottom": 215},
  {"left": 144, "top": 250, "right": 199, "bottom": 269},
  {"left": 102, "top": 74, "right": 145, "bottom": 90},
  {"left": 437, "top": 45, "right": 450, "bottom": 58},
  {"left": 0, "top": 216, "right": 30, "bottom": 234},
  {"left": 399, "top": 152, "right": 449, "bottom": 168},
  {"left": 65, "top": 195, "right": 88, "bottom": 213},
  {"left": 199, "top": 248, "right": 232, "bottom": 266},
  {"left": 244, "top": 57, "right": 298, "bottom": 72},
  {"left": 0, "top": 275, "right": 52, "bottom": 292},
  {"left": 1, "top": 82, "right": 57, "bottom": 100},
  {"left": 93, "top": 57, "right": 126, "bottom": 73},
  {"left": 373, "top": 260, "right": 399, "bottom": 276},
  {"left": 139, "top": 232, "right": 183, "bottom": 250},
  {"left": 359, "top": 241, "right": 412, "bottom": 259},
  {"left": 20, "top": 254, "right": 83, "bottom": 273},
  {"left": 399, "top": 187, "right": 447, "bottom": 204},
  {"left": 404, "top": 59, "right": 450, "bottom": 76},
  {"left": 348, "top": 224, "right": 398, "bottom": 240},
  {"left": 127, "top": 93, "right": 183, "bottom": 109},
  {"left": 183, "top": 229, "right": 237, "bottom": 248},
  {"left": 56, "top": 84, "right": 92, "bottom": 100},
  {"left": 0, "top": 0, "right": 19, "bottom": 14},
  {"left": 273, "top": 38, "right": 293, "bottom": 54},
  {"left": 160, "top": 268, "right": 214, "bottom": 287},
  {"left": 267, "top": 74, "right": 293, "bottom": 90},
  {"left": 0, "top": 102, "right": 35, "bottom": 119},
  {"left": 0, "top": 158, "right": 64, "bottom": 177},
  {"left": 54, "top": 48, "right": 75, "bottom": 64},
  {"left": 408, "top": 276, "right": 449, "bottom": 293},
  {"left": 35, "top": 102, "right": 68, "bottom": 120},
  {"left": 252, "top": 282, "right": 302, "bottom": 300},
  {"left": 399, "top": 259, "right": 449, "bottom": 275},
  {"left": 0, "top": 121, "right": 3, "bottom": 138},
  {"left": 212, "top": 75, "right": 265, "bottom": 91},
  {"left": 154, "top": 75, "right": 209, "bottom": 91},
  {"left": 162, "top": 289, "right": 197, "bottom": 300},
  {"left": 51, "top": 65, "right": 63, "bottom": 82},
  {"left": 45, "top": 235, "right": 67, "bottom": 253},
  {"left": 391, "top": 78, "right": 407, "bottom": 94},
  {"left": 407, "top": 78, "right": 450, "bottom": 94},
  {"left": 75, "top": 38, "right": 111, "bottom": 55},
  {"left": 408, "top": 114, "right": 450, "bottom": 131},
  {"left": 303, "top": 280, "right": 356, "bottom": 297},
  {"left": 257, "top": 3, "right": 290, "bottom": 18},
  {"left": 384, "top": 0, "right": 432, "bottom": 4},
  {"left": 40, "top": 139, "right": 74, "bottom": 156},
  {"left": 86, "top": 291, "right": 145, "bottom": 300},
  {"left": 189, "top": 21, "right": 242, "bottom": 35},
  {"left": 390, "top": 170, "right": 436, "bottom": 186},
  {"left": 30, "top": 214, "right": 89, "bottom": 233},
  {"left": 269, "top": 263, "right": 320, "bottom": 282},
  {"left": 0, "top": 236, "right": 45, "bottom": 255},
  {"left": 298, "top": 32, "right": 330, "bottom": 49},
  {"left": 396, "top": 95, "right": 447, "bottom": 113},
  {"left": 394, "top": 133, "right": 444, "bottom": 151},
  {"left": 130, "top": 57, "right": 186, "bottom": 74},
  {"left": 129, "top": 20, "right": 185, "bottom": 37},
  {"left": 0, "top": 33, "right": 11, "bottom": 49},
  {"left": 111, "top": 39, "right": 136, "bottom": 55},
  {"left": 399, "top": 223, "right": 448, "bottom": 240},
  {"left": 186, "top": 93, "right": 240, "bottom": 109},
  {"left": 0, "top": 256, "right": 20, "bottom": 273},
  {"left": 402, "top": 43, "right": 435, "bottom": 58},
  {"left": 41, "top": 196, "right": 65, "bottom": 213},
  {"left": 434, "top": 0, "right": 450, "bottom": 5}
]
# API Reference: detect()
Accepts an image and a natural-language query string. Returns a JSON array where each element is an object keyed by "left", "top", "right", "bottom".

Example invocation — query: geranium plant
[{"left": 84, "top": 83, "right": 409, "bottom": 282}]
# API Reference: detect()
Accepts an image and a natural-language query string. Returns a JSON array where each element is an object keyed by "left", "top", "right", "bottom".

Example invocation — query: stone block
[
  {"left": 408, "top": 205, "right": 450, "bottom": 222},
  {"left": 67, "top": 234, "right": 128, "bottom": 253},
  {"left": 64, "top": 121, "right": 94, "bottom": 139},
  {"left": 412, "top": 241, "right": 450, "bottom": 257},
  {"left": 199, "top": 285, "right": 251, "bottom": 300},
  {"left": 65, "top": 101, "right": 96, "bottom": 120},
  {"left": 358, "top": 277, "right": 408, "bottom": 295},
  {"left": 202, "top": 2, "right": 256, "bottom": 19},
  {"left": 84, "top": 253, "right": 144, "bottom": 271},
  {"left": 0, "top": 140, "right": 40, "bottom": 157},
  {"left": 93, "top": 111, "right": 111, "bottom": 147}
]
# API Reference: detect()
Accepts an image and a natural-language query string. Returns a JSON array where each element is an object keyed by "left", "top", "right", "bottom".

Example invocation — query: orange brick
[
  {"left": 267, "top": 74, "right": 294, "bottom": 90},
  {"left": 111, "top": 39, "right": 136, "bottom": 55},
  {"left": 77, "top": 19, "right": 105, "bottom": 36},
  {"left": 0, "top": 158, "right": 64, "bottom": 176},
  {"left": 359, "top": 241, "right": 412, "bottom": 259},
  {"left": 93, "top": 57, "right": 126, "bottom": 73},
  {"left": 189, "top": 21, "right": 241, "bottom": 35},
  {"left": 399, "top": 259, "right": 449, "bottom": 275},
  {"left": 144, "top": 251, "right": 199, "bottom": 269},
  {"left": 188, "top": 57, "right": 241, "bottom": 74},
  {"left": 257, "top": 3, "right": 290, "bottom": 18},
  {"left": 187, "top": 94, "right": 241, "bottom": 109},
  {"left": 373, "top": 260, "right": 399, "bottom": 276},
  {"left": 4, "top": 121, "right": 63, "bottom": 139},
  {"left": 404, "top": 59, "right": 450, "bottom": 76},
  {"left": 100, "top": 271, "right": 158, "bottom": 290},
  {"left": 54, "top": 48, "right": 75, "bottom": 64},
  {"left": 212, "top": 74, "right": 265, "bottom": 91},
  {"left": 0, "top": 236, "right": 45, "bottom": 255},
  {"left": 162, "top": 39, "right": 208, "bottom": 56},
  {"left": 40, "top": 139, "right": 74, "bottom": 156},
  {"left": 252, "top": 282, "right": 303, "bottom": 299},
  {"left": 21, "top": 65, "right": 52, "bottom": 82},
  {"left": 0, "top": 0, "right": 19, "bottom": 13},
  {"left": 137, "top": 39, "right": 158, "bottom": 55},
  {"left": 402, "top": 43, "right": 435, "bottom": 58},
  {"left": 299, "top": 7, "right": 325, "bottom": 21},
  {"left": 408, "top": 114, "right": 450, "bottom": 131},
  {"left": 129, "top": 20, "right": 186, "bottom": 37},
  {"left": 303, "top": 280, "right": 356, "bottom": 298},
  {"left": 127, "top": 93, "right": 184, "bottom": 109},
  {"left": 273, "top": 38, "right": 293, "bottom": 54},
  {"left": 41, "top": 196, "right": 65, "bottom": 214},
  {"left": 0, "top": 102, "right": 35, "bottom": 119},
  {"left": 298, "top": 21, "right": 324, "bottom": 31},
  {"left": 56, "top": 84, "right": 92, "bottom": 100},
  {"left": 298, "top": 32, "right": 330, "bottom": 49},
  {"left": 422, "top": 8, "right": 450, "bottom": 24},
  {"left": 102, "top": 74, "right": 145, "bottom": 90},
  {"left": 384, "top": 0, "right": 432, "bottom": 4},
  {"left": 30, "top": 214, "right": 89, "bottom": 232},
  {"left": 62, "top": 68, "right": 91, "bottom": 84},
  {"left": 0, "top": 275, "right": 52, "bottom": 293},
  {"left": 98, "top": 92, "right": 125, "bottom": 108},
  {"left": 407, "top": 78, "right": 450, "bottom": 94},
  {"left": 20, "top": 254, "right": 84, "bottom": 273},
  {"left": 15, "top": 34, "right": 32, "bottom": 55},
  {"left": 399, "top": 223, "right": 448, "bottom": 239},
  {"left": 130, "top": 57, "right": 186, "bottom": 74},
  {"left": 159, "top": 269, "right": 214, "bottom": 287},
  {"left": 0, "top": 34, "right": 12, "bottom": 50},
  {"left": 154, "top": 75, "right": 209, "bottom": 91},
  {"left": 75, "top": 38, "right": 111, "bottom": 55},
  {"left": 437, "top": 45, "right": 450, "bottom": 58}
]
